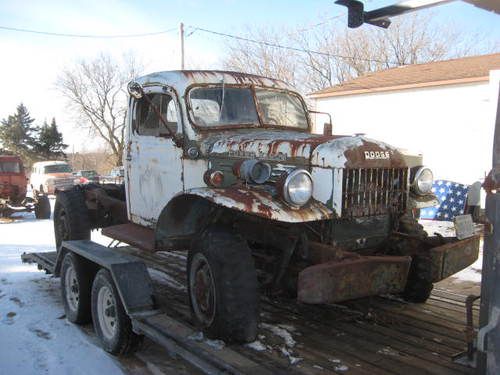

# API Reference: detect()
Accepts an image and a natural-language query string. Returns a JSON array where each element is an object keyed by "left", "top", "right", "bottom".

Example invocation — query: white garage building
[{"left": 309, "top": 53, "right": 500, "bottom": 186}]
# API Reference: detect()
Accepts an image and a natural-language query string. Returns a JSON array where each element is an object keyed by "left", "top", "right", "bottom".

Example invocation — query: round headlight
[
  {"left": 413, "top": 167, "right": 433, "bottom": 195},
  {"left": 238, "top": 159, "right": 272, "bottom": 184},
  {"left": 283, "top": 169, "right": 313, "bottom": 207}
]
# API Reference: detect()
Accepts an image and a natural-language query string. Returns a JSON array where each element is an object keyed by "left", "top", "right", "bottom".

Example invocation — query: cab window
[{"left": 135, "top": 93, "right": 178, "bottom": 137}]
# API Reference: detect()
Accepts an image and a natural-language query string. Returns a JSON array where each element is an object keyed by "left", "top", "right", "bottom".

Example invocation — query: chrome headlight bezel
[
  {"left": 412, "top": 166, "right": 433, "bottom": 195},
  {"left": 282, "top": 169, "right": 313, "bottom": 207}
]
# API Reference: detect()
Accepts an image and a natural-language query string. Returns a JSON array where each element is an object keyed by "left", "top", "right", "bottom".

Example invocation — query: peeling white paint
[
  {"left": 311, "top": 167, "right": 333, "bottom": 204},
  {"left": 184, "top": 187, "right": 332, "bottom": 223}
]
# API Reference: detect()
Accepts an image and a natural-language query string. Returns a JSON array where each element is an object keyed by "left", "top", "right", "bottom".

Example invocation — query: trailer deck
[{"left": 22, "top": 247, "right": 479, "bottom": 375}]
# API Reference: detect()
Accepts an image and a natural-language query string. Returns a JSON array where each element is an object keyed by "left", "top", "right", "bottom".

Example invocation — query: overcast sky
[{"left": 0, "top": 0, "right": 499, "bottom": 152}]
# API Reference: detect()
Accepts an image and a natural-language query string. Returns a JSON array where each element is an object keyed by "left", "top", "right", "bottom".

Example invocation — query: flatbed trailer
[{"left": 22, "top": 241, "right": 479, "bottom": 375}]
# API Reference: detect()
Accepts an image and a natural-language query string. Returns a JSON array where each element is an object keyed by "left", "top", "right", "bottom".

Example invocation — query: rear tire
[
  {"left": 60, "top": 252, "right": 92, "bottom": 324},
  {"left": 188, "top": 228, "right": 259, "bottom": 343},
  {"left": 91, "top": 269, "right": 143, "bottom": 355},
  {"left": 54, "top": 187, "right": 91, "bottom": 252},
  {"left": 35, "top": 195, "right": 51, "bottom": 219}
]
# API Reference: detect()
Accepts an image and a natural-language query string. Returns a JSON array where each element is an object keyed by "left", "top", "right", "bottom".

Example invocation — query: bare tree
[
  {"left": 223, "top": 27, "right": 302, "bottom": 88},
  {"left": 222, "top": 13, "right": 495, "bottom": 93},
  {"left": 56, "top": 53, "right": 142, "bottom": 165}
]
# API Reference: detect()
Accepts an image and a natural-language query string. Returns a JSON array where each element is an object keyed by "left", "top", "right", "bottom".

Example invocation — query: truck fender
[{"left": 154, "top": 187, "right": 333, "bottom": 250}]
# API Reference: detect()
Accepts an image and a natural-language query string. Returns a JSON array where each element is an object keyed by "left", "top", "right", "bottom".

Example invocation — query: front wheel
[
  {"left": 91, "top": 269, "right": 143, "bottom": 355},
  {"left": 397, "top": 213, "right": 434, "bottom": 303},
  {"left": 188, "top": 228, "right": 259, "bottom": 343}
]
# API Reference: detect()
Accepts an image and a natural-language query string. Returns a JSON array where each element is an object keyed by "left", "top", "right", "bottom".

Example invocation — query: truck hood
[{"left": 207, "top": 130, "right": 407, "bottom": 168}]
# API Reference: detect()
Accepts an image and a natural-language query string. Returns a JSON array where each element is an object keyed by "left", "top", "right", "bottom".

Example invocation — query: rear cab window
[
  {"left": 0, "top": 161, "right": 21, "bottom": 173},
  {"left": 43, "top": 164, "right": 72, "bottom": 174}
]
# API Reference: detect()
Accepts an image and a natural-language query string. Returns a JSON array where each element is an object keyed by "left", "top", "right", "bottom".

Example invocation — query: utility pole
[{"left": 179, "top": 22, "right": 185, "bottom": 70}]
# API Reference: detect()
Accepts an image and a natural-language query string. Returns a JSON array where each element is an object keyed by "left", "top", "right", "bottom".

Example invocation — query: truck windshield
[
  {"left": 255, "top": 89, "right": 308, "bottom": 130},
  {"left": 189, "top": 87, "right": 259, "bottom": 127},
  {"left": 44, "top": 164, "right": 71, "bottom": 173},
  {"left": 0, "top": 161, "right": 21, "bottom": 173},
  {"left": 188, "top": 86, "right": 308, "bottom": 130}
]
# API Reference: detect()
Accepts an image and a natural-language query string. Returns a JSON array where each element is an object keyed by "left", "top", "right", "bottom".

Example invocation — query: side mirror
[
  {"left": 323, "top": 122, "right": 332, "bottom": 136},
  {"left": 309, "top": 110, "right": 333, "bottom": 135},
  {"left": 127, "top": 81, "right": 144, "bottom": 99}
]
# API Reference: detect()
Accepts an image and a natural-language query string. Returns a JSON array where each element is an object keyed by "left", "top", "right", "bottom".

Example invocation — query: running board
[{"left": 102, "top": 223, "right": 155, "bottom": 251}]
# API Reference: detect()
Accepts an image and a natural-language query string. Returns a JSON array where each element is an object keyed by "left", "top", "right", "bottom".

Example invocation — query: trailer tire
[
  {"left": 35, "top": 195, "right": 51, "bottom": 219},
  {"left": 54, "top": 187, "right": 90, "bottom": 252},
  {"left": 188, "top": 228, "right": 258, "bottom": 343},
  {"left": 398, "top": 214, "right": 433, "bottom": 303},
  {"left": 91, "top": 269, "right": 143, "bottom": 355},
  {"left": 61, "top": 252, "right": 92, "bottom": 324}
]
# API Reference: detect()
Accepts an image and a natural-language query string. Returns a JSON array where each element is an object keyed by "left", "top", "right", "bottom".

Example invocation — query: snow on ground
[{"left": 0, "top": 202, "right": 126, "bottom": 375}]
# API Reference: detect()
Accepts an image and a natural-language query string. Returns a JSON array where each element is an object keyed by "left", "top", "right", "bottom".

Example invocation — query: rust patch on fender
[{"left": 184, "top": 187, "right": 333, "bottom": 223}]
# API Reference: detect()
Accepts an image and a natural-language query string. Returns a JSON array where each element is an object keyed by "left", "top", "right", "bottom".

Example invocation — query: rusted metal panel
[
  {"left": 298, "top": 255, "right": 411, "bottom": 304},
  {"left": 429, "top": 235, "right": 480, "bottom": 282},
  {"left": 102, "top": 223, "right": 155, "bottom": 251},
  {"left": 84, "top": 187, "right": 128, "bottom": 224},
  {"left": 183, "top": 187, "right": 332, "bottom": 223},
  {"left": 207, "top": 130, "right": 341, "bottom": 162}
]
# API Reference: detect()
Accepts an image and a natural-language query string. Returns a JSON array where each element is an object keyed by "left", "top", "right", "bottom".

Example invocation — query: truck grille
[{"left": 341, "top": 168, "right": 409, "bottom": 217}]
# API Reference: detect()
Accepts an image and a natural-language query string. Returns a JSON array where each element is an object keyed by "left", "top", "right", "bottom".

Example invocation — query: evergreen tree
[
  {"left": 35, "top": 118, "right": 68, "bottom": 158},
  {"left": 0, "top": 103, "right": 37, "bottom": 159}
]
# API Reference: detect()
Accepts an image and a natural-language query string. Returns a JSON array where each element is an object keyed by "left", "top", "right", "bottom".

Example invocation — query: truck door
[{"left": 126, "top": 86, "right": 183, "bottom": 228}]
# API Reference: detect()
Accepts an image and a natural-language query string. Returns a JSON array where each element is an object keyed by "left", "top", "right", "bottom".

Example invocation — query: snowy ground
[
  {"left": 0, "top": 208, "right": 128, "bottom": 374},
  {"left": 0, "top": 201, "right": 197, "bottom": 375}
]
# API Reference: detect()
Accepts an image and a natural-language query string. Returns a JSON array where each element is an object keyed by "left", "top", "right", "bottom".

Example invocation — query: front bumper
[
  {"left": 428, "top": 235, "right": 480, "bottom": 282},
  {"left": 298, "top": 255, "right": 411, "bottom": 304},
  {"left": 297, "top": 235, "right": 480, "bottom": 304}
]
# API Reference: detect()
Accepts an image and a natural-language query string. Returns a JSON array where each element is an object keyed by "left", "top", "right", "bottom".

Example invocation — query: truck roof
[
  {"left": 0, "top": 154, "right": 22, "bottom": 162},
  {"left": 32, "top": 160, "right": 69, "bottom": 167},
  {"left": 136, "top": 70, "right": 295, "bottom": 93}
]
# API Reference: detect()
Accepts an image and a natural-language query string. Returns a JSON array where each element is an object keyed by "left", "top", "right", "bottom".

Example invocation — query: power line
[
  {"left": 0, "top": 25, "right": 177, "bottom": 38},
  {"left": 0, "top": 21, "right": 397, "bottom": 65},
  {"left": 188, "top": 25, "right": 396, "bottom": 65},
  {"left": 295, "top": 13, "right": 345, "bottom": 33}
]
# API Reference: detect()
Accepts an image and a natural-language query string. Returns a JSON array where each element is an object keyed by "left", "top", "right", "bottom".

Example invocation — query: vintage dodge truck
[{"left": 53, "top": 70, "right": 479, "bottom": 345}]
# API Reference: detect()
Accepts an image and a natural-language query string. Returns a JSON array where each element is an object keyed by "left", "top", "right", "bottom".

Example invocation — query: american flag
[{"left": 419, "top": 180, "right": 468, "bottom": 221}]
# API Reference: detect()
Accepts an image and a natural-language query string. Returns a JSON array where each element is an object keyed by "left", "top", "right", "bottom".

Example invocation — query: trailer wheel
[
  {"left": 188, "top": 228, "right": 258, "bottom": 343},
  {"left": 91, "top": 269, "right": 143, "bottom": 355},
  {"left": 34, "top": 195, "right": 51, "bottom": 219},
  {"left": 61, "top": 252, "right": 92, "bottom": 324},
  {"left": 397, "top": 214, "right": 434, "bottom": 303},
  {"left": 54, "top": 188, "right": 90, "bottom": 252}
]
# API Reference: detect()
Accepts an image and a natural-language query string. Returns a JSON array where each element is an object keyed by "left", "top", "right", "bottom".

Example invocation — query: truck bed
[{"left": 22, "top": 248, "right": 477, "bottom": 375}]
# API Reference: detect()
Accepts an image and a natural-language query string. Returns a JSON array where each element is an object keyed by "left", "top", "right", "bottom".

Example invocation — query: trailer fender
[{"left": 154, "top": 188, "right": 333, "bottom": 249}]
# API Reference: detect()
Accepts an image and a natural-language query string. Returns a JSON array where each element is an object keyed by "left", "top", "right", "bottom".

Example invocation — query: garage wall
[{"left": 311, "top": 80, "right": 495, "bottom": 186}]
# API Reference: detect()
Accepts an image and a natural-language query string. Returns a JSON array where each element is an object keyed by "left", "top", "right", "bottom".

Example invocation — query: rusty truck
[
  {"left": 28, "top": 70, "right": 479, "bottom": 358},
  {"left": 0, "top": 154, "right": 51, "bottom": 218}
]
